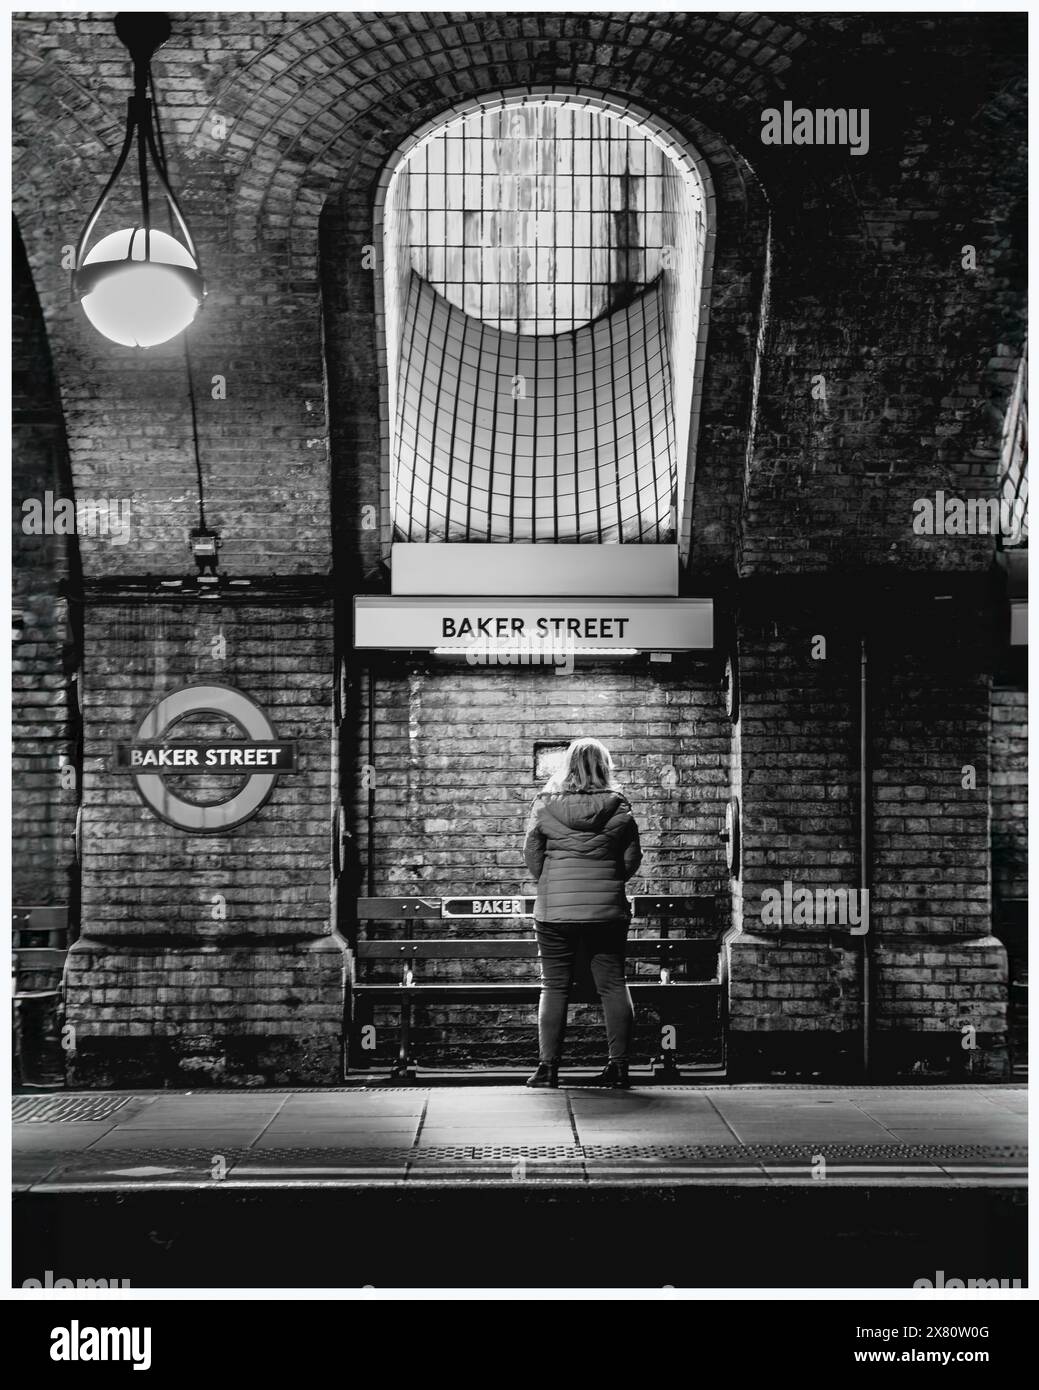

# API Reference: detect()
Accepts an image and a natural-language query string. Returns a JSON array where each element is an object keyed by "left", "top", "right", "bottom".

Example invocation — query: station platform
[{"left": 13, "top": 1082, "right": 1027, "bottom": 1191}]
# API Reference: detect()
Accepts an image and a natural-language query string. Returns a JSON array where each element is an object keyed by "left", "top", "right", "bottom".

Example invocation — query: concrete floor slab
[
  {"left": 83, "top": 1128, "right": 262, "bottom": 1151},
  {"left": 880, "top": 1128, "right": 1026, "bottom": 1144},
  {"left": 13, "top": 1086, "right": 1026, "bottom": 1191},
  {"left": 116, "top": 1105, "right": 284, "bottom": 1130},
  {"left": 10, "top": 1122, "right": 116, "bottom": 1151},
  {"left": 253, "top": 1130, "right": 419, "bottom": 1150},
  {"left": 261, "top": 1114, "right": 419, "bottom": 1132},
  {"left": 13, "top": 1157, "right": 69, "bottom": 1188}
]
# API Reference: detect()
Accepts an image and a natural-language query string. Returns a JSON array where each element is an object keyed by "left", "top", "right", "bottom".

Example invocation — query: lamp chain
[{"left": 150, "top": 67, "right": 208, "bottom": 538}]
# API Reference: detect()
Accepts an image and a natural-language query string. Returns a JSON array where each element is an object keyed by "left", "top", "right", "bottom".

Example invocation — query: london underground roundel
[{"left": 116, "top": 685, "right": 296, "bottom": 833}]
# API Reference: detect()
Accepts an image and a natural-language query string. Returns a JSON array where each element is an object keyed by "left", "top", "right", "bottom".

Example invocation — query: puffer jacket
[{"left": 523, "top": 789, "right": 643, "bottom": 924}]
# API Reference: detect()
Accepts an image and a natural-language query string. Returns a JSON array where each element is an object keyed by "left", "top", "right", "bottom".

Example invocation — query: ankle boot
[
  {"left": 526, "top": 1062, "right": 559, "bottom": 1088},
  {"left": 599, "top": 1060, "right": 630, "bottom": 1089}
]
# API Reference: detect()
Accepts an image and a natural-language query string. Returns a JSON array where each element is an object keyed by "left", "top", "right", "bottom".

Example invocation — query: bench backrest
[
  {"left": 356, "top": 894, "right": 716, "bottom": 922},
  {"left": 355, "top": 938, "right": 716, "bottom": 961},
  {"left": 13, "top": 906, "right": 68, "bottom": 951}
]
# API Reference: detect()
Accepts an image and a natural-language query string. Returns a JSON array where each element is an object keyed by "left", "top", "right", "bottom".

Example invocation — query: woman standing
[{"left": 522, "top": 737, "right": 643, "bottom": 1088}]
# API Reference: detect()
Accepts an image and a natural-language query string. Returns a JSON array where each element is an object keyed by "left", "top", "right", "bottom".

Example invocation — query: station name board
[
  {"left": 441, "top": 897, "right": 536, "bottom": 917},
  {"left": 115, "top": 684, "right": 295, "bottom": 834},
  {"left": 115, "top": 742, "right": 295, "bottom": 771},
  {"left": 354, "top": 597, "right": 713, "bottom": 651}
]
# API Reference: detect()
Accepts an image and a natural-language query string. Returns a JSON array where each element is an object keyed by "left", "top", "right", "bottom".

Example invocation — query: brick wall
[
  {"left": 345, "top": 656, "right": 729, "bottom": 1066},
  {"left": 728, "top": 582, "right": 1007, "bottom": 1079},
  {"left": 870, "top": 592, "right": 1005, "bottom": 1077},
  {"left": 739, "top": 17, "right": 1025, "bottom": 575},
  {"left": 64, "top": 597, "right": 345, "bottom": 1085},
  {"left": 728, "top": 592, "right": 863, "bottom": 1075},
  {"left": 991, "top": 686, "right": 1028, "bottom": 903},
  {"left": 990, "top": 680, "right": 1027, "bottom": 1070},
  {"left": 11, "top": 224, "right": 80, "bottom": 914}
]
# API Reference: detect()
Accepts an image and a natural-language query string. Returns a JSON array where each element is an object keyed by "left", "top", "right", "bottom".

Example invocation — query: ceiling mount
[{"left": 114, "top": 11, "right": 172, "bottom": 74}]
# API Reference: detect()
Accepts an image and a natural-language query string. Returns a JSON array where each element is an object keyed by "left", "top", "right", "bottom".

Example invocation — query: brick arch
[
  {"left": 171, "top": 11, "right": 815, "bottom": 277},
  {"left": 12, "top": 61, "right": 135, "bottom": 314},
  {"left": 319, "top": 83, "right": 770, "bottom": 583}
]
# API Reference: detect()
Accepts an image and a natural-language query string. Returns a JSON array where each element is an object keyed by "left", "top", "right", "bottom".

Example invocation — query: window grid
[
  {"left": 394, "top": 272, "right": 677, "bottom": 543},
  {"left": 383, "top": 95, "right": 707, "bottom": 547},
  {"left": 401, "top": 104, "right": 669, "bottom": 336}
]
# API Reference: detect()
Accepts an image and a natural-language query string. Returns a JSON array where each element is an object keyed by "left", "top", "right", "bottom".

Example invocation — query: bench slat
[
  {"left": 12, "top": 906, "right": 68, "bottom": 930},
  {"left": 353, "top": 981, "right": 721, "bottom": 1001},
  {"left": 12, "top": 948, "right": 68, "bottom": 969},
  {"left": 355, "top": 895, "right": 715, "bottom": 920},
  {"left": 355, "top": 898, "right": 443, "bottom": 920},
  {"left": 355, "top": 938, "right": 719, "bottom": 960}
]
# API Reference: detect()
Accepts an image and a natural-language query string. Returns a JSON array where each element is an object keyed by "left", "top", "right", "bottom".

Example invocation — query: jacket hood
[{"left": 538, "top": 789, "right": 625, "bottom": 833}]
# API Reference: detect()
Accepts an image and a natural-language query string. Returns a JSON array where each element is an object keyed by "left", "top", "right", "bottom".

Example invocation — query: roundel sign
[{"left": 115, "top": 684, "right": 296, "bottom": 833}]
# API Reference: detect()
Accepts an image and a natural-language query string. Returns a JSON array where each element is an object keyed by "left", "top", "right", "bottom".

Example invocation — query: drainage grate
[
  {"left": 415, "top": 1142, "right": 1028, "bottom": 1162},
  {"left": 13, "top": 1095, "right": 134, "bottom": 1123},
  {"left": 743, "top": 1142, "right": 1027, "bottom": 1161},
  {"left": 416, "top": 1144, "right": 579, "bottom": 1160}
]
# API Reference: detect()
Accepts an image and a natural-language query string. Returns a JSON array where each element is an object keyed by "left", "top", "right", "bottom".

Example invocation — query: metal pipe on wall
[
  {"left": 366, "top": 667, "right": 376, "bottom": 898},
  {"left": 860, "top": 635, "right": 873, "bottom": 1077}
]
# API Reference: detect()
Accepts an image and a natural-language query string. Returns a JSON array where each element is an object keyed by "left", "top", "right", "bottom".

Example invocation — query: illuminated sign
[
  {"left": 354, "top": 597, "right": 713, "bottom": 651},
  {"left": 114, "top": 684, "right": 296, "bottom": 833}
]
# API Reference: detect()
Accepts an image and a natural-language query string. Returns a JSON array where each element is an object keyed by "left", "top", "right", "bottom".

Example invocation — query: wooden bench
[
  {"left": 12, "top": 906, "right": 68, "bottom": 1087},
  {"left": 349, "top": 896, "right": 726, "bottom": 1078}
]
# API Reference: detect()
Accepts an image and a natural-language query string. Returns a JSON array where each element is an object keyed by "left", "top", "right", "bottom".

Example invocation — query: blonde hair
[{"left": 544, "top": 737, "right": 621, "bottom": 794}]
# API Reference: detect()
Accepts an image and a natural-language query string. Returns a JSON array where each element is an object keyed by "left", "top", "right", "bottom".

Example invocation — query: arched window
[
  {"left": 376, "top": 93, "right": 713, "bottom": 547},
  {"left": 999, "top": 344, "right": 1027, "bottom": 549}
]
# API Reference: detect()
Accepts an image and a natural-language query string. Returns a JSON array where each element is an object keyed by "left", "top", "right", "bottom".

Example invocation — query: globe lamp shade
[{"left": 76, "top": 227, "right": 204, "bottom": 348}]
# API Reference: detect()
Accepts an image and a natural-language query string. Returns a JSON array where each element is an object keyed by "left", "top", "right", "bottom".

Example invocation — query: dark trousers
[{"left": 533, "top": 920, "right": 634, "bottom": 1063}]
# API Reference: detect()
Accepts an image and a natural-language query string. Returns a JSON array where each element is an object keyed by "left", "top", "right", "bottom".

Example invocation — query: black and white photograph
[{"left": 6, "top": 1, "right": 1030, "bottom": 1340}]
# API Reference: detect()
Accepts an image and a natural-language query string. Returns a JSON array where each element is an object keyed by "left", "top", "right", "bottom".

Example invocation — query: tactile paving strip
[
  {"left": 413, "top": 1143, "right": 1028, "bottom": 1162},
  {"left": 12, "top": 1095, "right": 134, "bottom": 1123},
  {"left": 33, "top": 1141, "right": 1027, "bottom": 1168}
]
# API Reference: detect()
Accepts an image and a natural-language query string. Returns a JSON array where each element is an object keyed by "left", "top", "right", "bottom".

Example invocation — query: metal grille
[
  {"left": 382, "top": 94, "right": 709, "bottom": 548},
  {"left": 397, "top": 103, "right": 678, "bottom": 336},
  {"left": 393, "top": 273, "right": 675, "bottom": 542},
  {"left": 13, "top": 1094, "right": 134, "bottom": 1123}
]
